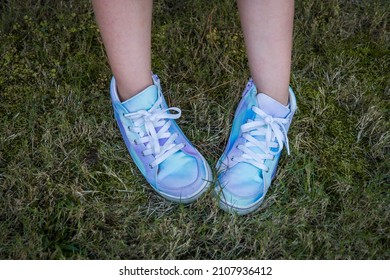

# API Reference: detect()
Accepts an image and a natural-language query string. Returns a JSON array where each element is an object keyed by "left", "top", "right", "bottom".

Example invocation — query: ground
[{"left": 0, "top": 0, "right": 389, "bottom": 259}]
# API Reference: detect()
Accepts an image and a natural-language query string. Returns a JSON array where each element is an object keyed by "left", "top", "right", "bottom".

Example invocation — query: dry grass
[{"left": 0, "top": 0, "right": 389, "bottom": 259}]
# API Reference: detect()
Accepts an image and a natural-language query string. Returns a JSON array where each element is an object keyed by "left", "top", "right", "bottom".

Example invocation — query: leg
[
  {"left": 92, "top": 0, "right": 212, "bottom": 203},
  {"left": 215, "top": 0, "right": 297, "bottom": 215},
  {"left": 92, "top": 0, "right": 153, "bottom": 101},
  {"left": 237, "top": 0, "right": 294, "bottom": 105}
]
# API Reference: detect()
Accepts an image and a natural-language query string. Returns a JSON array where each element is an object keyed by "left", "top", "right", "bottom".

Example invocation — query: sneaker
[
  {"left": 215, "top": 79, "right": 297, "bottom": 215},
  {"left": 110, "top": 74, "right": 212, "bottom": 203}
]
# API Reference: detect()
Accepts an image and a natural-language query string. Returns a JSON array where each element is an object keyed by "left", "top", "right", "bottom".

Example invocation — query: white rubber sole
[
  {"left": 214, "top": 166, "right": 277, "bottom": 215},
  {"left": 216, "top": 189, "right": 266, "bottom": 215},
  {"left": 154, "top": 157, "right": 213, "bottom": 204}
]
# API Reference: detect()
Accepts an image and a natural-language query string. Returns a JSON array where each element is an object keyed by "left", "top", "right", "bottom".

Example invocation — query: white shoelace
[
  {"left": 123, "top": 96, "right": 184, "bottom": 168},
  {"left": 232, "top": 106, "right": 290, "bottom": 172}
]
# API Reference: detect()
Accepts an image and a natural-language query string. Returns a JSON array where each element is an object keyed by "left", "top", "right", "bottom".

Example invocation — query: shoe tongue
[
  {"left": 245, "top": 93, "right": 290, "bottom": 158},
  {"left": 121, "top": 85, "right": 158, "bottom": 112},
  {"left": 256, "top": 93, "right": 290, "bottom": 118}
]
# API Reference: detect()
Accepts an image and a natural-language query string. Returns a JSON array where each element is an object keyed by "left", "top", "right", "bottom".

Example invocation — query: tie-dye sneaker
[
  {"left": 110, "top": 74, "right": 212, "bottom": 203},
  {"left": 215, "top": 79, "right": 297, "bottom": 215}
]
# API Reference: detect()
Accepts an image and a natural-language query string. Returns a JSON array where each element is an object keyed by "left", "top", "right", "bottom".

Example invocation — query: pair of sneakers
[{"left": 110, "top": 74, "right": 297, "bottom": 215}]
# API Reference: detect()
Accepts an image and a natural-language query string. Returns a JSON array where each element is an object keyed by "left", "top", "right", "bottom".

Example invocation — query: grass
[{"left": 0, "top": 0, "right": 389, "bottom": 259}]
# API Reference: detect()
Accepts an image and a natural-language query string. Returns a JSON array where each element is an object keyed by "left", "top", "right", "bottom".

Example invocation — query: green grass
[{"left": 0, "top": 0, "right": 389, "bottom": 259}]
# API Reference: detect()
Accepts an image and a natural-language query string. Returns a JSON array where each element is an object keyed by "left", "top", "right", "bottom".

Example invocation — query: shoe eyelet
[{"left": 149, "top": 163, "right": 153, "bottom": 169}]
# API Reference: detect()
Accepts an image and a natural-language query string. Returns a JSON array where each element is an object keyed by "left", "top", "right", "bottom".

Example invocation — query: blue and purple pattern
[
  {"left": 110, "top": 74, "right": 212, "bottom": 203},
  {"left": 216, "top": 79, "right": 297, "bottom": 215}
]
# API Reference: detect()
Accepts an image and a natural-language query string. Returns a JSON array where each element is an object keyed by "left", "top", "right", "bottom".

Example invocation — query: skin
[
  {"left": 92, "top": 0, "right": 153, "bottom": 101},
  {"left": 92, "top": 0, "right": 294, "bottom": 105},
  {"left": 237, "top": 0, "right": 294, "bottom": 106}
]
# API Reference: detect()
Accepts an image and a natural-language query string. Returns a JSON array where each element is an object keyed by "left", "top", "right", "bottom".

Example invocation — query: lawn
[{"left": 0, "top": 0, "right": 389, "bottom": 259}]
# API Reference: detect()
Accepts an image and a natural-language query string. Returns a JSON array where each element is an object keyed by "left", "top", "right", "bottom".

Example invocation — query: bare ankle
[{"left": 116, "top": 78, "right": 153, "bottom": 102}]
